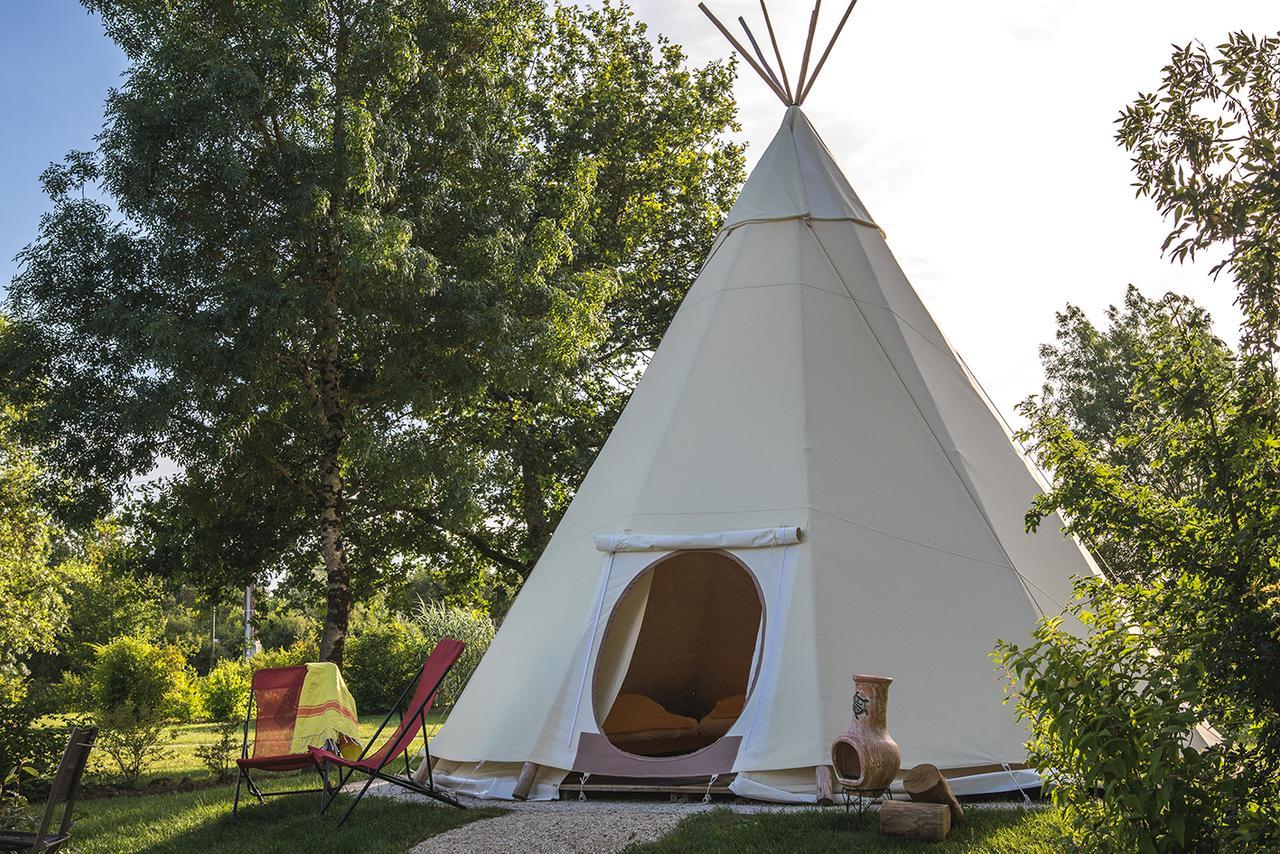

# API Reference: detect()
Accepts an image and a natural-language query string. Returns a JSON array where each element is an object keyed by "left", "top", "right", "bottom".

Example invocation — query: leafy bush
[
  {"left": 344, "top": 619, "right": 429, "bottom": 713},
  {"left": 95, "top": 714, "right": 174, "bottom": 788},
  {"left": 343, "top": 604, "right": 494, "bottom": 713},
  {"left": 411, "top": 601, "right": 494, "bottom": 709},
  {"left": 249, "top": 639, "right": 317, "bottom": 672},
  {"left": 194, "top": 721, "right": 240, "bottom": 782},
  {"left": 200, "top": 658, "right": 251, "bottom": 723},
  {"left": 0, "top": 767, "right": 32, "bottom": 832},
  {"left": 997, "top": 578, "right": 1280, "bottom": 852},
  {"left": 257, "top": 609, "right": 320, "bottom": 653},
  {"left": 91, "top": 636, "right": 189, "bottom": 721},
  {"left": 0, "top": 681, "right": 72, "bottom": 788}
]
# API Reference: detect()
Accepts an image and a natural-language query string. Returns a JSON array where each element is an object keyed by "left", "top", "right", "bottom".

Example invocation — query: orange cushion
[
  {"left": 699, "top": 694, "right": 747, "bottom": 738},
  {"left": 602, "top": 693, "right": 699, "bottom": 741}
]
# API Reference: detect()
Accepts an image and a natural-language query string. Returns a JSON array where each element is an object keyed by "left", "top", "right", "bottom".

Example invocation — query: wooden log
[
  {"left": 879, "top": 800, "right": 950, "bottom": 841},
  {"left": 902, "top": 763, "right": 964, "bottom": 823},
  {"left": 512, "top": 762, "right": 540, "bottom": 801},
  {"left": 814, "top": 765, "right": 836, "bottom": 806}
]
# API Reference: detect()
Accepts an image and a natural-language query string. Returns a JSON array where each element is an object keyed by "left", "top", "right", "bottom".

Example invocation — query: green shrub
[
  {"left": 249, "top": 639, "right": 318, "bottom": 672},
  {"left": 90, "top": 636, "right": 190, "bottom": 722},
  {"left": 0, "top": 681, "right": 66, "bottom": 792},
  {"left": 0, "top": 767, "right": 32, "bottom": 832},
  {"left": 344, "top": 619, "right": 428, "bottom": 713},
  {"left": 200, "top": 658, "right": 251, "bottom": 723},
  {"left": 194, "top": 721, "right": 240, "bottom": 782},
  {"left": 95, "top": 714, "right": 174, "bottom": 788},
  {"left": 411, "top": 601, "right": 494, "bottom": 708},
  {"left": 996, "top": 578, "right": 1280, "bottom": 852},
  {"left": 257, "top": 609, "right": 320, "bottom": 653}
]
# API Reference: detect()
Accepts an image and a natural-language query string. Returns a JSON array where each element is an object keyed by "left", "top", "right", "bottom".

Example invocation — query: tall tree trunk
[
  {"left": 318, "top": 4, "right": 350, "bottom": 665},
  {"left": 317, "top": 265, "right": 349, "bottom": 663},
  {"left": 318, "top": 440, "right": 350, "bottom": 664}
]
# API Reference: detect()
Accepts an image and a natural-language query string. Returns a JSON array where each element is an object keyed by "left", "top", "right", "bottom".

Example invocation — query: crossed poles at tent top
[{"left": 699, "top": 0, "right": 860, "bottom": 107}]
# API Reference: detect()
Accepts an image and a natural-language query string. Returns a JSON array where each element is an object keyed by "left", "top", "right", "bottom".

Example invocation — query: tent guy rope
[{"left": 698, "top": 0, "right": 859, "bottom": 107}]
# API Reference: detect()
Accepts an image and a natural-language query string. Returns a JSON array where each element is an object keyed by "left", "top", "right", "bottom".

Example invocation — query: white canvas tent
[{"left": 428, "top": 5, "right": 1102, "bottom": 804}]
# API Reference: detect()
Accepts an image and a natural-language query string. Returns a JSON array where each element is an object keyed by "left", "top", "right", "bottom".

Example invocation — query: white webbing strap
[{"left": 703, "top": 773, "right": 720, "bottom": 804}]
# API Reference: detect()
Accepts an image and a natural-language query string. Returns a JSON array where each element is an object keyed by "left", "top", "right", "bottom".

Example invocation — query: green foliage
[
  {"left": 0, "top": 766, "right": 32, "bottom": 833},
  {"left": 343, "top": 603, "right": 494, "bottom": 712},
  {"left": 95, "top": 717, "right": 175, "bottom": 789},
  {"left": 90, "top": 636, "right": 194, "bottom": 724},
  {"left": 997, "top": 579, "right": 1273, "bottom": 852},
  {"left": 192, "top": 721, "right": 239, "bottom": 783},
  {"left": 410, "top": 601, "right": 495, "bottom": 708},
  {"left": 199, "top": 659, "right": 251, "bottom": 723},
  {"left": 249, "top": 640, "right": 318, "bottom": 672},
  {"left": 0, "top": 377, "right": 70, "bottom": 693},
  {"left": 1117, "top": 33, "right": 1280, "bottom": 352},
  {"left": 256, "top": 606, "right": 320, "bottom": 654},
  {"left": 0, "top": 682, "right": 68, "bottom": 791},
  {"left": 1010, "top": 96, "right": 1280, "bottom": 845},
  {"left": 343, "top": 618, "right": 429, "bottom": 713},
  {"left": 3, "top": 0, "right": 742, "bottom": 662}
]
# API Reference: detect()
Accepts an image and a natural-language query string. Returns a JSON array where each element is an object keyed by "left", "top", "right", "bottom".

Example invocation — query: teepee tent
[{"left": 428, "top": 1, "right": 1101, "bottom": 803}]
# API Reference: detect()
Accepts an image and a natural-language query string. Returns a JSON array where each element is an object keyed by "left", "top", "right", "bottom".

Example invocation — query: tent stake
[
  {"left": 799, "top": 0, "right": 859, "bottom": 104},
  {"left": 698, "top": 3, "right": 790, "bottom": 106}
]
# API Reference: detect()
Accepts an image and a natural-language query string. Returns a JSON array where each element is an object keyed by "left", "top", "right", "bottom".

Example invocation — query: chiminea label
[{"left": 852, "top": 691, "right": 869, "bottom": 719}]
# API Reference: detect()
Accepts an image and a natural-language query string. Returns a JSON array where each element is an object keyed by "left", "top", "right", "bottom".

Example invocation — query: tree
[
  {"left": 0, "top": 318, "right": 69, "bottom": 699},
  {"left": 3, "top": 0, "right": 743, "bottom": 662},
  {"left": 1117, "top": 33, "right": 1280, "bottom": 353},
  {"left": 996, "top": 34, "right": 1280, "bottom": 851}
]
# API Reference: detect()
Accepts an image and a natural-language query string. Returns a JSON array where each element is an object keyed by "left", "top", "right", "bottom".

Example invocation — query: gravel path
[
  {"left": 408, "top": 804, "right": 687, "bottom": 854},
  {"left": 371, "top": 780, "right": 1044, "bottom": 853}
]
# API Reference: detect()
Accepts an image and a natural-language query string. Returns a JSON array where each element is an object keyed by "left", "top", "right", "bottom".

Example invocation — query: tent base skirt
[{"left": 428, "top": 759, "right": 1041, "bottom": 804}]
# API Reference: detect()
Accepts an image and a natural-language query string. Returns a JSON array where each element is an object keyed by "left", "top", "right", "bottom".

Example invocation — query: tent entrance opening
[{"left": 594, "top": 550, "right": 764, "bottom": 758}]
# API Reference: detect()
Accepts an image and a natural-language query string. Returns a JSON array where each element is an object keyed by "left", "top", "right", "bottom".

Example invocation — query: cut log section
[
  {"left": 815, "top": 764, "right": 836, "bottom": 806},
  {"left": 512, "top": 761, "right": 541, "bottom": 801},
  {"left": 879, "top": 800, "right": 951, "bottom": 841},
  {"left": 902, "top": 763, "right": 964, "bottom": 823}
]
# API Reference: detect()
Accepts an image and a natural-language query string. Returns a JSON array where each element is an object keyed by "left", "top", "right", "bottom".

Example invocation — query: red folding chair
[
  {"left": 233, "top": 665, "right": 326, "bottom": 815},
  {"left": 309, "top": 638, "right": 466, "bottom": 825}
]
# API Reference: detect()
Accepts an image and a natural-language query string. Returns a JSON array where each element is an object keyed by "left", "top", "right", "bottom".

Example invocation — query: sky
[{"left": 1, "top": 0, "right": 1276, "bottom": 421}]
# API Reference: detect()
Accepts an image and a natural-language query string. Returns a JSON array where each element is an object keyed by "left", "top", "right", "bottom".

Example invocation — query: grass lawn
[
  {"left": 53, "top": 709, "right": 473, "bottom": 852},
  {"left": 56, "top": 710, "right": 448, "bottom": 789},
  {"left": 69, "top": 780, "right": 502, "bottom": 854},
  {"left": 625, "top": 805, "right": 1072, "bottom": 853}
]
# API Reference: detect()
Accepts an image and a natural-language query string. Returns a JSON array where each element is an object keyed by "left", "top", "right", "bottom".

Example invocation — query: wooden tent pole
[
  {"left": 792, "top": 1, "right": 822, "bottom": 105},
  {"left": 739, "top": 17, "right": 787, "bottom": 102},
  {"left": 798, "top": 0, "right": 859, "bottom": 104},
  {"left": 698, "top": 3, "right": 790, "bottom": 106},
  {"left": 759, "top": 1, "right": 793, "bottom": 104}
]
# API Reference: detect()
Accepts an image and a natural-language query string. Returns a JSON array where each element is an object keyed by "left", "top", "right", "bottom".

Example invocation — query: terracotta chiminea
[{"left": 831, "top": 674, "right": 900, "bottom": 791}]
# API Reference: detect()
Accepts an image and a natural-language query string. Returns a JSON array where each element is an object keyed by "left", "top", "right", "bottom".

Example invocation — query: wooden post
[
  {"left": 879, "top": 800, "right": 950, "bottom": 841},
  {"left": 903, "top": 763, "right": 964, "bottom": 823},
  {"left": 512, "top": 762, "right": 540, "bottom": 801},
  {"left": 411, "top": 753, "right": 439, "bottom": 784},
  {"left": 814, "top": 765, "right": 836, "bottom": 805}
]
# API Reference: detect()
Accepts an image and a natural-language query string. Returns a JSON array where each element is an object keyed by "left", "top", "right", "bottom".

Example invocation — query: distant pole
[
  {"left": 243, "top": 583, "right": 256, "bottom": 661},
  {"left": 209, "top": 608, "right": 217, "bottom": 671}
]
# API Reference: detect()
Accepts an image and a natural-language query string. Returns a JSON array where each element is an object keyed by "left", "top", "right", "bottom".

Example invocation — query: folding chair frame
[
  {"left": 314, "top": 658, "right": 464, "bottom": 826},
  {"left": 232, "top": 679, "right": 325, "bottom": 817}
]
